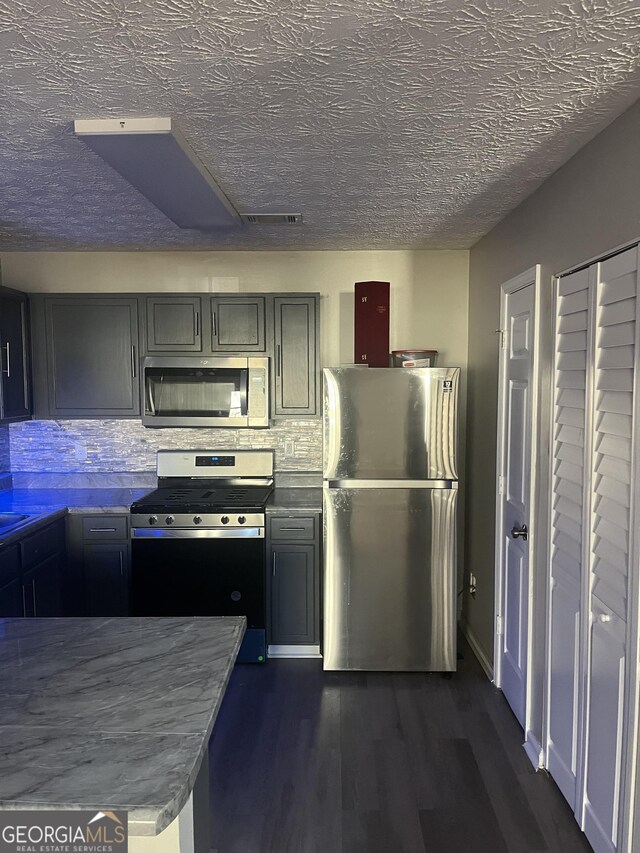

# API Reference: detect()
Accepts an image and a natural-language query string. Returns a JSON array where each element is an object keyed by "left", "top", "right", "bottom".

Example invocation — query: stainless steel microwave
[{"left": 141, "top": 356, "right": 269, "bottom": 428}]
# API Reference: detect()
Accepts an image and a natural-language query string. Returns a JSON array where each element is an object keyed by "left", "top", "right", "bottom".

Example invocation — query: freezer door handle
[{"left": 324, "top": 479, "right": 457, "bottom": 489}]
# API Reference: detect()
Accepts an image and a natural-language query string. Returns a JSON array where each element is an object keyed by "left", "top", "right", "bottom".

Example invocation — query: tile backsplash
[
  {"left": 0, "top": 425, "right": 10, "bottom": 488},
  {"left": 9, "top": 419, "right": 323, "bottom": 475}
]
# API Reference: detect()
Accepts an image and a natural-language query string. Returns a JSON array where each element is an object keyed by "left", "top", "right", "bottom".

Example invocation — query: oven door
[{"left": 130, "top": 529, "right": 266, "bottom": 662}]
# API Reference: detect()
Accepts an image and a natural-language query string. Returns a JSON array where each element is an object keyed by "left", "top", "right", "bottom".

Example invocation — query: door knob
[{"left": 511, "top": 523, "right": 528, "bottom": 541}]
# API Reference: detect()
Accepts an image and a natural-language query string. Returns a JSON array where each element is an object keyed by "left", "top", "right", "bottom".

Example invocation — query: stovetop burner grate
[{"left": 131, "top": 484, "right": 273, "bottom": 512}]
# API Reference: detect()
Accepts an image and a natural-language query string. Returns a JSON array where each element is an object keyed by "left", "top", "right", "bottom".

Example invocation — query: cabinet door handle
[
  {"left": 22, "top": 584, "right": 26, "bottom": 616},
  {"left": 119, "top": 551, "right": 124, "bottom": 577},
  {"left": 279, "top": 527, "right": 306, "bottom": 531},
  {"left": 272, "top": 553, "right": 277, "bottom": 577},
  {"left": 2, "top": 341, "right": 10, "bottom": 377},
  {"left": 32, "top": 580, "right": 37, "bottom": 617},
  {"left": 212, "top": 311, "right": 217, "bottom": 337},
  {"left": 195, "top": 311, "right": 200, "bottom": 338},
  {"left": 131, "top": 345, "right": 137, "bottom": 378},
  {"left": 89, "top": 527, "right": 117, "bottom": 533},
  {"left": 277, "top": 345, "right": 281, "bottom": 377}
]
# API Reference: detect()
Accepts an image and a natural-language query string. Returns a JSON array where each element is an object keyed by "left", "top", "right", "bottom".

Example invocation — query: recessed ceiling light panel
[{"left": 73, "top": 117, "right": 239, "bottom": 230}]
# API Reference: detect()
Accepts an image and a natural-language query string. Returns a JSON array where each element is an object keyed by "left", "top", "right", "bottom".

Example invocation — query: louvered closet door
[
  {"left": 548, "top": 266, "right": 591, "bottom": 808},
  {"left": 582, "top": 246, "right": 639, "bottom": 853}
]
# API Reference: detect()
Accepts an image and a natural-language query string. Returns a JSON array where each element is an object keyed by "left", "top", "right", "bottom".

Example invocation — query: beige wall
[
  {"left": 465, "top": 97, "right": 640, "bottom": 741},
  {"left": 0, "top": 250, "right": 469, "bottom": 373}
]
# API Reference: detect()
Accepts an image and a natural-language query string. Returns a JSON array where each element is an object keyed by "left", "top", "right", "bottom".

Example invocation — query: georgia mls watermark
[{"left": 0, "top": 811, "right": 127, "bottom": 853}]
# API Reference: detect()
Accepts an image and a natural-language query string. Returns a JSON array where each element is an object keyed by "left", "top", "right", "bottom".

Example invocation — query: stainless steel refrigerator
[{"left": 323, "top": 366, "right": 460, "bottom": 671}]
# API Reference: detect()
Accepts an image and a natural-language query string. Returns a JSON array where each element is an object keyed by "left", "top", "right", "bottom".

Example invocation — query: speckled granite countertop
[
  {"left": 0, "top": 487, "right": 152, "bottom": 514},
  {"left": 0, "top": 616, "right": 245, "bottom": 836},
  {"left": 267, "top": 487, "right": 323, "bottom": 512},
  {"left": 0, "top": 489, "right": 152, "bottom": 545},
  {"left": 0, "top": 485, "right": 322, "bottom": 545}
]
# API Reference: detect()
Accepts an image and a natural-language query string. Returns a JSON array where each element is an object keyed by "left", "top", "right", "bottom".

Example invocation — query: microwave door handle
[
  {"left": 241, "top": 368, "right": 249, "bottom": 416},
  {"left": 147, "top": 377, "right": 156, "bottom": 415}
]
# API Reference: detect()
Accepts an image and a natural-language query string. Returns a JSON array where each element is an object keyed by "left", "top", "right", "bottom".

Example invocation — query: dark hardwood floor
[{"left": 209, "top": 637, "right": 592, "bottom": 853}]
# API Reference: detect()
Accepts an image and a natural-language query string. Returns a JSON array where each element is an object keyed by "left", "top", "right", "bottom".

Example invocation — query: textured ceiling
[{"left": 1, "top": 0, "right": 640, "bottom": 251}]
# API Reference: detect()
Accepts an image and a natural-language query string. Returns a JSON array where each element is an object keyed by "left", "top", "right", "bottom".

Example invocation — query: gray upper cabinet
[
  {"left": 0, "top": 287, "right": 31, "bottom": 422},
  {"left": 43, "top": 297, "right": 140, "bottom": 418},
  {"left": 145, "top": 296, "right": 202, "bottom": 353},
  {"left": 273, "top": 296, "right": 319, "bottom": 417},
  {"left": 211, "top": 296, "right": 266, "bottom": 352}
]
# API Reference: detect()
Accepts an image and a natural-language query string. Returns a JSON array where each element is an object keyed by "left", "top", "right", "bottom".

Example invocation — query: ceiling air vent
[{"left": 240, "top": 213, "right": 303, "bottom": 225}]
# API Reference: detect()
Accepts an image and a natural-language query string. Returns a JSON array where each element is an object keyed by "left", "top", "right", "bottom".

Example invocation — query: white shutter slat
[
  {"left": 556, "top": 477, "right": 583, "bottom": 506},
  {"left": 558, "top": 331, "right": 588, "bottom": 353},
  {"left": 595, "top": 432, "right": 632, "bottom": 462},
  {"left": 556, "top": 424, "right": 584, "bottom": 447},
  {"left": 594, "top": 473, "right": 631, "bottom": 507},
  {"left": 597, "top": 390, "right": 633, "bottom": 416},
  {"left": 557, "top": 388, "right": 585, "bottom": 409},
  {"left": 596, "top": 367, "right": 634, "bottom": 393},
  {"left": 599, "top": 321, "right": 634, "bottom": 348},
  {"left": 598, "top": 344, "right": 634, "bottom": 369},
  {"left": 558, "top": 311, "right": 588, "bottom": 334},
  {"left": 552, "top": 548, "right": 581, "bottom": 582},
  {"left": 591, "top": 574, "right": 627, "bottom": 620},
  {"left": 593, "top": 494, "right": 630, "bottom": 532},
  {"left": 558, "top": 350, "right": 587, "bottom": 370},
  {"left": 599, "top": 271, "right": 636, "bottom": 304},
  {"left": 553, "top": 530, "right": 582, "bottom": 562},
  {"left": 557, "top": 371, "right": 586, "bottom": 390},
  {"left": 557, "top": 406, "right": 585, "bottom": 428},
  {"left": 558, "top": 268, "right": 590, "bottom": 296},
  {"left": 555, "top": 442, "right": 584, "bottom": 466},
  {"left": 555, "top": 458, "right": 583, "bottom": 486},
  {"left": 595, "top": 452, "right": 631, "bottom": 485},
  {"left": 596, "top": 411, "right": 632, "bottom": 439},
  {"left": 560, "top": 290, "right": 589, "bottom": 314},
  {"left": 599, "top": 298, "right": 635, "bottom": 327},
  {"left": 554, "top": 493, "right": 583, "bottom": 524},
  {"left": 593, "top": 535, "right": 627, "bottom": 573}
]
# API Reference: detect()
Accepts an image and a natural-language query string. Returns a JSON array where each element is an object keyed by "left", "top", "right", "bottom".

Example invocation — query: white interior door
[
  {"left": 581, "top": 247, "right": 638, "bottom": 853},
  {"left": 547, "top": 245, "right": 640, "bottom": 853},
  {"left": 547, "top": 265, "right": 591, "bottom": 809},
  {"left": 496, "top": 276, "right": 536, "bottom": 729}
]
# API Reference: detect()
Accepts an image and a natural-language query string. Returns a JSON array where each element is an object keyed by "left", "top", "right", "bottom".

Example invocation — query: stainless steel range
[{"left": 129, "top": 449, "right": 274, "bottom": 663}]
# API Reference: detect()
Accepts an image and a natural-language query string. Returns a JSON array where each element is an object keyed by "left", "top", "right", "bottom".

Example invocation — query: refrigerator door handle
[{"left": 324, "top": 479, "right": 457, "bottom": 489}]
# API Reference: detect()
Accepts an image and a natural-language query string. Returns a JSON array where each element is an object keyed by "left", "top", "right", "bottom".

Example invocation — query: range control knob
[
  {"left": 221, "top": 515, "right": 230, "bottom": 525},
  {"left": 238, "top": 516, "right": 246, "bottom": 525},
  {"left": 148, "top": 516, "right": 158, "bottom": 526},
  {"left": 193, "top": 516, "right": 203, "bottom": 525},
  {"left": 166, "top": 516, "right": 175, "bottom": 525}
]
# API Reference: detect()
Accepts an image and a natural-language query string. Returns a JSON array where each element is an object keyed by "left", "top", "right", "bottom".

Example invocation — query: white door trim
[{"left": 494, "top": 264, "right": 542, "bottom": 766}]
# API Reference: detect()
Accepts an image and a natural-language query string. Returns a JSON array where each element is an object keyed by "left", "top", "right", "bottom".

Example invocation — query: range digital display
[{"left": 195, "top": 455, "right": 235, "bottom": 467}]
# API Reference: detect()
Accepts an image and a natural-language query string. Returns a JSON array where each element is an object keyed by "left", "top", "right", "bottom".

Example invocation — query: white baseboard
[
  {"left": 459, "top": 618, "right": 494, "bottom": 680},
  {"left": 523, "top": 731, "right": 544, "bottom": 769},
  {"left": 267, "top": 644, "right": 322, "bottom": 659}
]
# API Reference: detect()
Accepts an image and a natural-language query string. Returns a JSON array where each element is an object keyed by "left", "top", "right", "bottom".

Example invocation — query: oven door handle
[{"left": 131, "top": 527, "right": 265, "bottom": 539}]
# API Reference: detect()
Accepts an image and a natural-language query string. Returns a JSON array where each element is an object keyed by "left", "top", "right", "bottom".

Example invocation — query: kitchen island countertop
[{"left": 0, "top": 616, "right": 245, "bottom": 836}]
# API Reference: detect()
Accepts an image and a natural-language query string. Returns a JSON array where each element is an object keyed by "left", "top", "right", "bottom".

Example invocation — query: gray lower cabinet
[
  {"left": 66, "top": 514, "right": 130, "bottom": 616},
  {"left": 0, "top": 544, "right": 23, "bottom": 616},
  {"left": 273, "top": 296, "right": 320, "bottom": 417},
  {"left": 39, "top": 297, "right": 140, "bottom": 418},
  {"left": 268, "top": 514, "right": 320, "bottom": 650},
  {"left": 0, "top": 519, "right": 65, "bottom": 617},
  {"left": 0, "top": 286, "right": 31, "bottom": 423}
]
